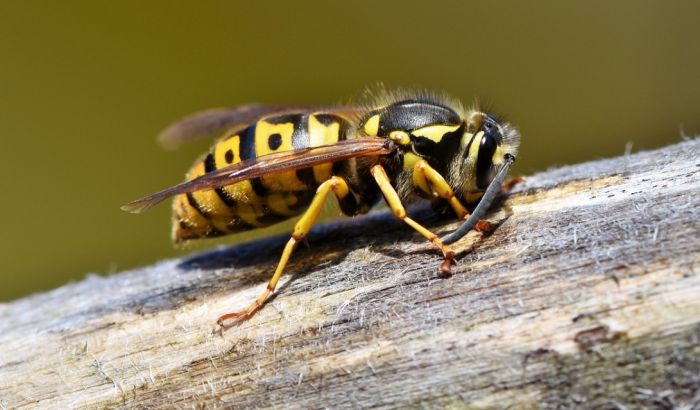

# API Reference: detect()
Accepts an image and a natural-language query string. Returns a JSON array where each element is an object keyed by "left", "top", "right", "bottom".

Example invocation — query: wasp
[{"left": 122, "top": 90, "right": 520, "bottom": 327}]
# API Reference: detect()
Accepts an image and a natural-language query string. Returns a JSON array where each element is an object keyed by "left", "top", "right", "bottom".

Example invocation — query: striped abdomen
[{"left": 173, "top": 113, "right": 351, "bottom": 243}]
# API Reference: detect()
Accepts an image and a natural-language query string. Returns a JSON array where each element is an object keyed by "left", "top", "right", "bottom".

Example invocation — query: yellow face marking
[
  {"left": 458, "top": 131, "right": 490, "bottom": 201},
  {"left": 493, "top": 144, "right": 514, "bottom": 167},
  {"left": 460, "top": 132, "right": 474, "bottom": 150},
  {"left": 411, "top": 124, "right": 461, "bottom": 143},
  {"left": 493, "top": 146, "right": 505, "bottom": 166},
  {"left": 363, "top": 114, "right": 380, "bottom": 136},
  {"left": 468, "top": 131, "right": 484, "bottom": 164},
  {"left": 255, "top": 120, "right": 295, "bottom": 157}
]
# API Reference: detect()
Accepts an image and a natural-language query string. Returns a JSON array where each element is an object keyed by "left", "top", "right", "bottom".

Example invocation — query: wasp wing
[
  {"left": 122, "top": 138, "right": 391, "bottom": 213},
  {"left": 158, "top": 104, "right": 363, "bottom": 149}
]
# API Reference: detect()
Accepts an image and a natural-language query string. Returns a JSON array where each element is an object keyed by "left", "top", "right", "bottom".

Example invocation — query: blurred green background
[{"left": 1, "top": 1, "right": 699, "bottom": 301}]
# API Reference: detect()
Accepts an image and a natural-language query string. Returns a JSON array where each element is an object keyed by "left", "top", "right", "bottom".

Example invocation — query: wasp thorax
[
  {"left": 361, "top": 100, "right": 466, "bottom": 171},
  {"left": 361, "top": 100, "right": 462, "bottom": 137}
]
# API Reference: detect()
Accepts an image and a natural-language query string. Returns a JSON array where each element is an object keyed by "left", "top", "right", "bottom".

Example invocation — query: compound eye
[{"left": 475, "top": 133, "right": 498, "bottom": 189}]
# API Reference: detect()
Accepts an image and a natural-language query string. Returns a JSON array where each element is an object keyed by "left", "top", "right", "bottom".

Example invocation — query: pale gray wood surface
[{"left": 1, "top": 139, "right": 699, "bottom": 409}]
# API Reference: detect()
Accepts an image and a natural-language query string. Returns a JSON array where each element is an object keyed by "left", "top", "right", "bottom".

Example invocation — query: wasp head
[{"left": 451, "top": 111, "right": 520, "bottom": 202}]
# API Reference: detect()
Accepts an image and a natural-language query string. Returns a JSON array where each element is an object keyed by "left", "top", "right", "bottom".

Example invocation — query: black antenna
[{"left": 441, "top": 154, "right": 515, "bottom": 244}]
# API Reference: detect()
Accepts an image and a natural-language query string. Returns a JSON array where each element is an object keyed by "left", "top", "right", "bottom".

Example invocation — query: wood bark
[{"left": 1, "top": 139, "right": 699, "bottom": 409}]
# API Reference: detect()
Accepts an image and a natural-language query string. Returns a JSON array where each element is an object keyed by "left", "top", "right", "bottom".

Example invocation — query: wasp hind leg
[
  {"left": 217, "top": 176, "right": 351, "bottom": 327},
  {"left": 370, "top": 164, "right": 456, "bottom": 276}
]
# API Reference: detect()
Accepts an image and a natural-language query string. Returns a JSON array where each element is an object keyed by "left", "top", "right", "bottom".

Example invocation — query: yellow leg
[
  {"left": 217, "top": 176, "right": 351, "bottom": 327},
  {"left": 370, "top": 164, "right": 456, "bottom": 275},
  {"left": 412, "top": 159, "right": 469, "bottom": 219}
]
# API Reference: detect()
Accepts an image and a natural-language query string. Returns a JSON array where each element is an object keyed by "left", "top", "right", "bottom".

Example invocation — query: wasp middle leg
[
  {"left": 370, "top": 164, "right": 456, "bottom": 276},
  {"left": 217, "top": 176, "right": 351, "bottom": 327}
]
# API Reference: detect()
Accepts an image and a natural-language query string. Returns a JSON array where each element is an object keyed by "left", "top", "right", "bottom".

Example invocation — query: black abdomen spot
[
  {"left": 204, "top": 153, "right": 216, "bottom": 173},
  {"left": 250, "top": 178, "right": 269, "bottom": 197},
  {"left": 224, "top": 149, "right": 234, "bottom": 164},
  {"left": 295, "top": 167, "right": 316, "bottom": 188},
  {"left": 268, "top": 133, "right": 282, "bottom": 150}
]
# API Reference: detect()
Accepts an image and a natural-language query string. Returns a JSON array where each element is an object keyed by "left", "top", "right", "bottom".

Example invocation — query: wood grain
[{"left": 1, "top": 139, "right": 699, "bottom": 409}]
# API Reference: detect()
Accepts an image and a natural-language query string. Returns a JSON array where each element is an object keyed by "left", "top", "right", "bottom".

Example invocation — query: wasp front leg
[
  {"left": 412, "top": 159, "right": 469, "bottom": 219},
  {"left": 217, "top": 176, "right": 351, "bottom": 327},
  {"left": 414, "top": 160, "right": 494, "bottom": 235},
  {"left": 370, "top": 164, "right": 456, "bottom": 276}
]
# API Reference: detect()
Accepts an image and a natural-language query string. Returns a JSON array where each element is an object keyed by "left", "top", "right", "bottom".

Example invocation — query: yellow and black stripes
[
  {"left": 359, "top": 99, "right": 465, "bottom": 175},
  {"left": 204, "top": 152, "right": 237, "bottom": 208},
  {"left": 361, "top": 99, "right": 462, "bottom": 137},
  {"left": 172, "top": 98, "right": 519, "bottom": 245},
  {"left": 172, "top": 113, "right": 352, "bottom": 243},
  {"left": 149, "top": 94, "right": 523, "bottom": 326}
]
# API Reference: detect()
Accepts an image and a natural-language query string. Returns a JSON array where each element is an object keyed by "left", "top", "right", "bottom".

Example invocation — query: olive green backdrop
[{"left": 1, "top": 1, "right": 699, "bottom": 301}]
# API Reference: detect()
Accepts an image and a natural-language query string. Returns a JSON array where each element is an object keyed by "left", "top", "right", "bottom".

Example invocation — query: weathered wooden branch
[{"left": 1, "top": 139, "right": 699, "bottom": 409}]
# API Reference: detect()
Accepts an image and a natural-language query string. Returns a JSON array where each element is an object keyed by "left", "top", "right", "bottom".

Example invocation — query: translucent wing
[
  {"left": 122, "top": 138, "right": 392, "bottom": 213},
  {"left": 158, "top": 104, "right": 363, "bottom": 149}
]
